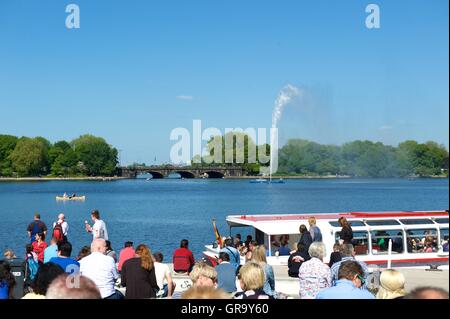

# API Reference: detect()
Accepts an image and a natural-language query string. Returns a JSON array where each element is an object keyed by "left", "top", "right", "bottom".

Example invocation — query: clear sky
[{"left": 0, "top": 0, "right": 448, "bottom": 165}]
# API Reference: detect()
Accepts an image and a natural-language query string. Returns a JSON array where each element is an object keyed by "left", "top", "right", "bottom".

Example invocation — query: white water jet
[{"left": 269, "top": 84, "right": 301, "bottom": 179}]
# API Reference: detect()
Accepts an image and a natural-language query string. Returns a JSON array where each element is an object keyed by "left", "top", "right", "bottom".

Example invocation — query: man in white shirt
[
  {"left": 85, "top": 210, "right": 108, "bottom": 241},
  {"left": 153, "top": 252, "right": 175, "bottom": 298},
  {"left": 79, "top": 238, "right": 122, "bottom": 299},
  {"left": 53, "top": 213, "right": 69, "bottom": 239}
]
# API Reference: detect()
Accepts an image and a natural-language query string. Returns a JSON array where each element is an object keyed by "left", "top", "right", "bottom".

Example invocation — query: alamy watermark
[
  {"left": 365, "top": 4, "right": 380, "bottom": 29},
  {"left": 65, "top": 4, "right": 80, "bottom": 29}
]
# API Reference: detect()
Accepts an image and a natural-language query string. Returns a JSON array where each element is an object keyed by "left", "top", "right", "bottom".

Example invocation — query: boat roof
[{"left": 226, "top": 210, "right": 449, "bottom": 235}]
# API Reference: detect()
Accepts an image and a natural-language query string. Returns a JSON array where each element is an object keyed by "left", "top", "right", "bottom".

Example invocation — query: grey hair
[{"left": 308, "top": 242, "right": 327, "bottom": 260}]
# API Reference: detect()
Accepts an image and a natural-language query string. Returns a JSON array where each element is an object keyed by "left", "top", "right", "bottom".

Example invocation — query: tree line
[{"left": 0, "top": 134, "right": 118, "bottom": 177}]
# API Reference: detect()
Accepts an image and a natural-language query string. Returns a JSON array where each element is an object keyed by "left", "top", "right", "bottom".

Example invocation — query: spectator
[
  {"left": 244, "top": 235, "right": 253, "bottom": 249},
  {"left": 330, "top": 243, "right": 369, "bottom": 287},
  {"left": 49, "top": 241, "right": 80, "bottom": 274},
  {"left": 234, "top": 234, "right": 242, "bottom": 248},
  {"left": 153, "top": 252, "right": 175, "bottom": 298},
  {"left": 85, "top": 209, "right": 108, "bottom": 241},
  {"left": 277, "top": 235, "right": 291, "bottom": 256},
  {"left": 79, "top": 238, "right": 122, "bottom": 299},
  {"left": 43, "top": 237, "right": 58, "bottom": 263},
  {"left": 52, "top": 213, "right": 68, "bottom": 242},
  {"left": 121, "top": 244, "right": 159, "bottom": 299},
  {"left": 376, "top": 269, "right": 406, "bottom": 299},
  {"left": 27, "top": 213, "right": 47, "bottom": 244},
  {"left": 76, "top": 246, "right": 91, "bottom": 261},
  {"left": 216, "top": 252, "right": 237, "bottom": 293},
  {"left": 298, "top": 242, "right": 331, "bottom": 299},
  {"left": 315, "top": 260, "right": 374, "bottom": 299},
  {"left": 24, "top": 244, "right": 39, "bottom": 289},
  {"left": 328, "top": 243, "right": 342, "bottom": 267},
  {"left": 443, "top": 236, "right": 449, "bottom": 252},
  {"left": 245, "top": 240, "right": 258, "bottom": 262},
  {"left": 182, "top": 286, "right": 230, "bottom": 299},
  {"left": 3, "top": 249, "right": 16, "bottom": 260},
  {"left": 105, "top": 240, "right": 117, "bottom": 263},
  {"left": 251, "top": 245, "right": 276, "bottom": 298},
  {"left": 0, "top": 261, "right": 15, "bottom": 299},
  {"left": 298, "top": 224, "right": 313, "bottom": 253},
  {"left": 46, "top": 274, "right": 101, "bottom": 299},
  {"left": 234, "top": 262, "right": 273, "bottom": 299},
  {"left": 308, "top": 217, "right": 323, "bottom": 242},
  {"left": 338, "top": 217, "right": 353, "bottom": 244},
  {"left": 406, "top": 286, "right": 449, "bottom": 299},
  {"left": 287, "top": 243, "right": 310, "bottom": 278},
  {"left": 173, "top": 239, "right": 195, "bottom": 274},
  {"left": 219, "top": 237, "right": 241, "bottom": 272},
  {"left": 189, "top": 262, "right": 218, "bottom": 288},
  {"left": 22, "top": 262, "right": 65, "bottom": 299},
  {"left": 118, "top": 241, "right": 135, "bottom": 272},
  {"left": 32, "top": 232, "right": 48, "bottom": 264}
]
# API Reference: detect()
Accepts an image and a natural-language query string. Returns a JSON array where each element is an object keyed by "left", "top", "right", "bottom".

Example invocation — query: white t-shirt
[
  {"left": 79, "top": 252, "right": 118, "bottom": 298},
  {"left": 154, "top": 262, "right": 171, "bottom": 290},
  {"left": 53, "top": 220, "right": 69, "bottom": 236},
  {"left": 92, "top": 219, "right": 108, "bottom": 240}
]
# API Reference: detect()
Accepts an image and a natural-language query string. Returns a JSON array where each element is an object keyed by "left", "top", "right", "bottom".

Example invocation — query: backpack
[
  {"left": 27, "top": 254, "right": 39, "bottom": 281},
  {"left": 52, "top": 222, "right": 64, "bottom": 242}
]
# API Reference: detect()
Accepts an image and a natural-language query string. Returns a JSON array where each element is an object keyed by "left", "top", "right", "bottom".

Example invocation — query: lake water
[{"left": 0, "top": 178, "right": 448, "bottom": 260}]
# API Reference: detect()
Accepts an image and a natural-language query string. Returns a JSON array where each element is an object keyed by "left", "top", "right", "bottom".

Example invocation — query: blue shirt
[
  {"left": 219, "top": 246, "right": 241, "bottom": 271},
  {"left": 216, "top": 262, "right": 237, "bottom": 293},
  {"left": 43, "top": 244, "right": 58, "bottom": 263},
  {"left": 0, "top": 281, "right": 9, "bottom": 299},
  {"left": 316, "top": 280, "right": 375, "bottom": 299},
  {"left": 49, "top": 257, "right": 80, "bottom": 274}
]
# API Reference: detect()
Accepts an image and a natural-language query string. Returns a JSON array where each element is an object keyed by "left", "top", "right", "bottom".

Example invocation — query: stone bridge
[{"left": 117, "top": 166, "right": 246, "bottom": 179}]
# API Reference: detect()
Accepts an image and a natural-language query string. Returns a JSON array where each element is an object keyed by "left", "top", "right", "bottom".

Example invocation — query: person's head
[
  {"left": 251, "top": 245, "right": 267, "bottom": 264},
  {"left": 308, "top": 242, "right": 327, "bottom": 260},
  {"left": 32, "top": 262, "right": 65, "bottom": 295},
  {"left": 280, "top": 235, "right": 289, "bottom": 245},
  {"left": 246, "top": 235, "right": 252, "bottom": 242},
  {"left": 34, "top": 213, "right": 40, "bottom": 220},
  {"left": 238, "top": 262, "right": 265, "bottom": 291},
  {"left": 153, "top": 252, "right": 163, "bottom": 263},
  {"left": 340, "top": 243, "right": 355, "bottom": 257},
  {"left": 337, "top": 260, "right": 365, "bottom": 288},
  {"left": 124, "top": 241, "right": 133, "bottom": 248},
  {"left": 26, "top": 244, "right": 33, "bottom": 254},
  {"left": 338, "top": 217, "right": 349, "bottom": 228},
  {"left": 406, "top": 287, "right": 449, "bottom": 299},
  {"left": 444, "top": 236, "right": 449, "bottom": 241},
  {"left": 218, "top": 252, "right": 230, "bottom": 263},
  {"left": 91, "top": 210, "right": 100, "bottom": 221},
  {"left": 224, "top": 238, "right": 233, "bottom": 247},
  {"left": 135, "top": 244, "right": 154, "bottom": 271},
  {"left": 0, "top": 261, "right": 15, "bottom": 295},
  {"left": 35, "top": 232, "right": 45, "bottom": 242},
  {"left": 299, "top": 224, "right": 307, "bottom": 234},
  {"left": 3, "top": 249, "right": 16, "bottom": 259},
  {"left": 58, "top": 213, "right": 65, "bottom": 221},
  {"left": 90, "top": 238, "right": 107, "bottom": 254},
  {"left": 376, "top": 269, "right": 406, "bottom": 299},
  {"left": 249, "top": 240, "right": 258, "bottom": 250},
  {"left": 57, "top": 241, "right": 73, "bottom": 258},
  {"left": 189, "top": 262, "right": 217, "bottom": 287},
  {"left": 105, "top": 240, "right": 113, "bottom": 251},
  {"left": 77, "top": 246, "right": 91, "bottom": 261},
  {"left": 46, "top": 274, "right": 101, "bottom": 299},
  {"left": 308, "top": 217, "right": 317, "bottom": 226},
  {"left": 333, "top": 243, "right": 341, "bottom": 252},
  {"left": 50, "top": 237, "right": 58, "bottom": 246},
  {"left": 181, "top": 286, "right": 230, "bottom": 299},
  {"left": 180, "top": 239, "right": 189, "bottom": 249},
  {"left": 236, "top": 234, "right": 241, "bottom": 240}
]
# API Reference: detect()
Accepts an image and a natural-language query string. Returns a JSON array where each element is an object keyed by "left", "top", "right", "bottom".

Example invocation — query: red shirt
[
  {"left": 173, "top": 248, "right": 195, "bottom": 272},
  {"left": 118, "top": 247, "right": 136, "bottom": 272},
  {"left": 32, "top": 241, "right": 48, "bottom": 263}
]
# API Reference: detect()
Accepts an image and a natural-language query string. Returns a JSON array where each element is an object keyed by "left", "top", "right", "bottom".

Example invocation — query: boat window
[
  {"left": 399, "top": 219, "right": 434, "bottom": 225},
  {"left": 366, "top": 220, "right": 400, "bottom": 226},
  {"left": 329, "top": 220, "right": 365, "bottom": 227},
  {"left": 405, "top": 228, "right": 438, "bottom": 253},
  {"left": 370, "top": 229, "right": 404, "bottom": 254},
  {"left": 440, "top": 228, "right": 448, "bottom": 252},
  {"left": 434, "top": 218, "right": 449, "bottom": 224},
  {"left": 335, "top": 231, "right": 369, "bottom": 255},
  {"left": 269, "top": 234, "right": 300, "bottom": 256}
]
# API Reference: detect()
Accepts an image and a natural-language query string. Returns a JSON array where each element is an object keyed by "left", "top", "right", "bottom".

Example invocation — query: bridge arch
[
  {"left": 147, "top": 171, "right": 165, "bottom": 179},
  {"left": 176, "top": 171, "right": 196, "bottom": 179},
  {"left": 205, "top": 171, "right": 224, "bottom": 178}
]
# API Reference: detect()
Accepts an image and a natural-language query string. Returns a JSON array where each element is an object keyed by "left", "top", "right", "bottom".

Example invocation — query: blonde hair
[
  {"left": 308, "top": 217, "right": 317, "bottom": 226},
  {"left": 376, "top": 269, "right": 406, "bottom": 299},
  {"left": 189, "top": 262, "right": 217, "bottom": 284},
  {"left": 238, "top": 262, "right": 265, "bottom": 291},
  {"left": 135, "top": 244, "right": 154, "bottom": 271},
  {"left": 251, "top": 245, "right": 267, "bottom": 264},
  {"left": 181, "top": 286, "right": 231, "bottom": 299},
  {"left": 3, "top": 249, "right": 16, "bottom": 259}
]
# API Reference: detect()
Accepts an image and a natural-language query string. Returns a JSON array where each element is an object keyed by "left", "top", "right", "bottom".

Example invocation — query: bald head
[
  {"left": 91, "top": 238, "right": 107, "bottom": 254},
  {"left": 58, "top": 213, "right": 65, "bottom": 221}
]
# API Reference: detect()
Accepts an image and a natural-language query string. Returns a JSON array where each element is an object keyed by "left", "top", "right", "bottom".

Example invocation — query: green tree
[
  {"left": 0, "top": 135, "right": 18, "bottom": 176},
  {"left": 9, "top": 137, "right": 49, "bottom": 176}
]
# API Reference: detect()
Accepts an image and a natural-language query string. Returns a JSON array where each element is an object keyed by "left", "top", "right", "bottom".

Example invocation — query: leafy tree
[
  {"left": 9, "top": 137, "right": 48, "bottom": 176},
  {"left": 0, "top": 135, "right": 18, "bottom": 176}
]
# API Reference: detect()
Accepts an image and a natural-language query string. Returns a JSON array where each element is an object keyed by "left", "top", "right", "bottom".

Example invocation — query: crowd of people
[{"left": 0, "top": 213, "right": 449, "bottom": 300}]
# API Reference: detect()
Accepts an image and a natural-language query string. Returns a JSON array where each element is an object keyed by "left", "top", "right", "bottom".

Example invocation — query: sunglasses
[{"left": 356, "top": 274, "right": 365, "bottom": 285}]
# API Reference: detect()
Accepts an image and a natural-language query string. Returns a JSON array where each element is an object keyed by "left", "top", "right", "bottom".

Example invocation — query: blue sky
[{"left": 0, "top": 0, "right": 448, "bottom": 165}]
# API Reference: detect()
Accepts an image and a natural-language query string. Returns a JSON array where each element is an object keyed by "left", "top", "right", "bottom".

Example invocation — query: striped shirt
[{"left": 330, "top": 256, "right": 369, "bottom": 288}]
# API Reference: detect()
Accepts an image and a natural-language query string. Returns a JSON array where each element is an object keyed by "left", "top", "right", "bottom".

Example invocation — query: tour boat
[
  {"left": 55, "top": 195, "right": 86, "bottom": 201},
  {"left": 203, "top": 210, "right": 449, "bottom": 269}
]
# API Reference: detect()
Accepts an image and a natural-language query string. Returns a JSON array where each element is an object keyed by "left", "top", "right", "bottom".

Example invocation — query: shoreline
[{"left": 0, "top": 176, "right": 127, "bottom": 182}]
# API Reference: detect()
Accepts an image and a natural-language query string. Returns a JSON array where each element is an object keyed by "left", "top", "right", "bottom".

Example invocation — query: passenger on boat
[
  {"left": 308, "top": 217, "right": 323, "bottom": 242},
  {"left": 234, "top": 262, "right": 273, "bottom": 299},
  {"left": 277, "top": 235, "right": 291, "bottom": 256},
  {"left": 443, "top": 236, "right": 449, "bottom": 252},
  {"left": 330, "top": 243, "right": 369, "bottom": 288},
  {"left": 233, "top": 234, "right": 242, "bottom": 248},
  {"left": 219, "top": 238, "right": 241, "bottom": 272},
  {"left": 338, "top": 217, "right": 353, "bottom": 244},
  {"left": 298, "top": 224, "right": 313, "bottom": 254},
  {"left": 287, "top": 243, "right": 310, "bottom": 278},
  {"left": 245, "top": 240, "right": 258, "bottom": 262}
]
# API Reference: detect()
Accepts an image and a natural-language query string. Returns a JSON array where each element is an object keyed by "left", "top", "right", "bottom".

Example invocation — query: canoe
[{"left": 56, "top": 196, "right": 86, "bottom": 201}]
